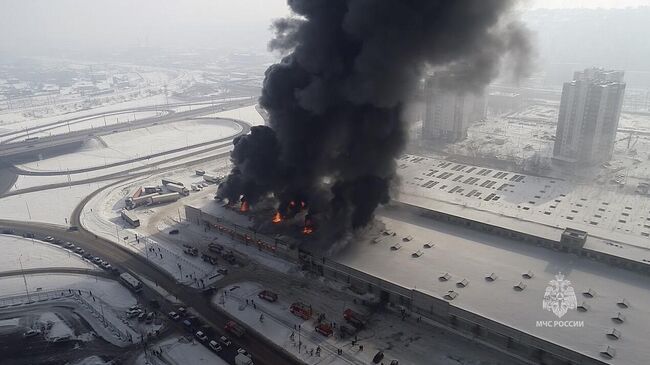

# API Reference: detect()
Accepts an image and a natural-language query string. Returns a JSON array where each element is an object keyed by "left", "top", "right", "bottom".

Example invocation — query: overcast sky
[{"left": 0, "top": 0, "right": 649, "bottom": 57}]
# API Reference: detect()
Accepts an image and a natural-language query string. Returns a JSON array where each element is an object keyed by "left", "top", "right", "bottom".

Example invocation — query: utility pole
[{"left": 19, "top": 256, "right": 30, "bottom": 303}]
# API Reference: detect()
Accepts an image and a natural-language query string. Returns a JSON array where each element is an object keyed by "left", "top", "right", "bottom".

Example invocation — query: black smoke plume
[{"left": 218, "top": 0, "right": 532, "bottom": 236}]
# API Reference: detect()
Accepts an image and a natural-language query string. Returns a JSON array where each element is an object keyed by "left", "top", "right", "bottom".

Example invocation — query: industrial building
[
  {"left": 553, "top": 68, "right": 626, "bottom": 165},
  {"left": 422, "top": 72, "right": 486, "bottom": 142}
]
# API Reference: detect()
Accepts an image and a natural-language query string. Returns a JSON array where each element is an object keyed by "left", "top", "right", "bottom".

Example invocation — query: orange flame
[
  {"left": 240, "top": 201, "right": 249, "bottom": 212},
  {"left": 302, "top": 225, "right": 314, "bottom": 235},
  {"left": 272, "top": 211, "right": 282, "bottom": 223}
]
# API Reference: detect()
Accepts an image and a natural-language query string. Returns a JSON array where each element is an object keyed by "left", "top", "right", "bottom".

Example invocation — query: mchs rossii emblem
[{"left": 542, "top": 272, "right": 577, "bottom": 318}]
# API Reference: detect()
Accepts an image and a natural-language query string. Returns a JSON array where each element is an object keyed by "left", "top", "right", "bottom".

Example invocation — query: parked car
[
  {"left": 169, "top": 229, "right": 180, "bottom": 235},
  {"left": 64, "top": 242, "right": 75, "bottom": 249},
  {"left": 208, "top": 340, "right": 222, "bottom": 352},
  {"left": 195, "top": 331, "right": 208, "bottom": 342},
  {"left": 168, "top": 312, "right": 180, "bottom": 321},
  {"left": 177, "top": 307, "right": 188, "bottom": 317},
  {"left": 23, "top": 329, "right": 40, "bottom": 338},
  {"left": 219, "top": 335, "right": 232, "bottom": 347},
  {"left": 43, "top": 236, "right": 54, "bottom": 242},
  {"left": 74, "top": 247, "right": 84, "bottom": 254}
]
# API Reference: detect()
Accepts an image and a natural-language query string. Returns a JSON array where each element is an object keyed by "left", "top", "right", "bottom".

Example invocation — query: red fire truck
[
  {"left": 224, "top": 320, "right": 246, "bottom": 337},
  {"left": 258, "top": 290, "right": 278, "bottom": 302},
  {"left": 343, "top": 308, "right": 367, "bottom": 329},
  {"left": 315, "top": 323, "right": 333, "bottom": 337},
  {"left": 289, "top": 302, "right": 312, "bottom": 319}
]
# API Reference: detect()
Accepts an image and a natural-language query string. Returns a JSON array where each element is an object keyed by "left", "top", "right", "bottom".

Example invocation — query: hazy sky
[{"left": 1, "top": 0, "right": 649, "bottom": 57}]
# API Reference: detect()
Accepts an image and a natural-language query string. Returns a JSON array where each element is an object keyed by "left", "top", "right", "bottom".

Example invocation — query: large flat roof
[
  {"left": 334, "top": 207, "right": 650, "bottom": 365},
  {"left": 395, "top": 154, "right": 650, "bottom": 253}
]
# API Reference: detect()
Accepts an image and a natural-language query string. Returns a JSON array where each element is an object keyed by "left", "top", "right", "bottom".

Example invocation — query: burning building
[{"left": 217, "top": 0, "right": 531, "bottom": 238}]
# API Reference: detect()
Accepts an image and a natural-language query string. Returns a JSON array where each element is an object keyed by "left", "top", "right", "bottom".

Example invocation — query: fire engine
[
  {"left": 315, "top": 323, "right": 333, "bottom": 337},
  {"left": 289, "top": 302, "right": 312, "bottom": 319},
  {"left": 224, "top": 320, "right": 246, "bottom": 337},
  {"left": 343, "top": 308, "right": 367, "bottom": 329},
  {"left": 258, "top": 290, "right": 278, "bottom": 302}
]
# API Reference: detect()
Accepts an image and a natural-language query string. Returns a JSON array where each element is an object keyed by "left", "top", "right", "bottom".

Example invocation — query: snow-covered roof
[{"left": 334, "top": 212, "right": 650, "bottom": 364}]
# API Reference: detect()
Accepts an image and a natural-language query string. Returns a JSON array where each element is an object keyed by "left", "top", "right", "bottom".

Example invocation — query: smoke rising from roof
[{"left": 218, "top": 0, "right": 532, "bottom": 237}]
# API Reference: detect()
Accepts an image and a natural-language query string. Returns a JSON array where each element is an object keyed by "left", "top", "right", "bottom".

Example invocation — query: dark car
[
  {"left": 169, "top": 229, "right": 180, "bottom": 235},
  {"left": 182, "top": 320, "right": 193, "bottom": 332},
  {"left": 1, "top": 229, "right": 14, "bottom": 234}
]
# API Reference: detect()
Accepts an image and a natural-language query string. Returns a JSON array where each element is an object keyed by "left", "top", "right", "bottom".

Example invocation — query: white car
[
  {"left": 209, "top": 340, "right": 222, "bottom": 352},
  {"left": 237, "top": 348, "right": 249, "bottom": 355},
  {"left": 220, "top": 336, "right": 232, "bottom": 347},
  {"left": 23, "top": 329, "right": 41, "bottom": 338},
  {"left": 168, "top": 311, "right": 180, "bottom": 321},
  {"left": 195, "top": 331, "right": 208, "bottom": 342}
]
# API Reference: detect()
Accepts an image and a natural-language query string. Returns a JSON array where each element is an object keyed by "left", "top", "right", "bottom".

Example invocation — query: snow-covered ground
[
  {"left": 207, "top": 104, "right": 266, "bottom": 126},
  {"left": 81, "top": 166, "right": 233, "bottom": 288},
  {"left": 216, "top": 281, "right": 516, "bottom": 365},
  {"left": 17, "top": 118, "right": 241, "bottom": 172},
  {"left": 0, "top": 235, "right": 97, "bottom": 272},
  {"left": 134, "top": 336, "right": 229, "bottom": 365},
  {"left": 0, "top": 180, "right": 117, "bottom": 225},
  {"left": 0, "top": 273, "right": 141, "bottom": 346},
  {"left": 333, "top": 209, "right": 650, "bottom": 365},
  {"left": 0, "top": 110, "right": 164, "bottom": 143}
]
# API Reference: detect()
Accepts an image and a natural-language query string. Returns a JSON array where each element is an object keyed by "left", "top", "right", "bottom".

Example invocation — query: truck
[
  {"left": 162, "top": 178, "right": 183, "bottom": 186},
  {"left": 125, "top": 193, "right": 159, "bottom": 209},
  {"left": 315, "top": 323, "right": 333, "bottom": 337},
  {"left": 224, "top": 320, "right": 246, "bottom": 337},
  {"left": 143, "top": 186, "right": 162, "bottom": 194},
  {"left": 148, "top": 192, "right": 180, "bottom": 205},
  {"left": 289, "top": 302, "right": 312, "bottom": 319},
  {"left": 258, "top": 290, "right": 278, "bottom": 302},
  {"left": 203, "top": 174, "right": 220, "bottom": 183},
  {"left": 120, "top": 272, "right": 143, "bottom": 293},
  {"left": 167, "top": 183, "right": 189, "bottom": 196},
  {"left": 195, "top": 169, "right": 206, "bottom": 176},
  {"left": 130, "top": 186, "right": 143, "bottom": 199},
  {"left": 234, "top": 353, "right": 253, "bottom": 365},
  {"left": 343, "top": 308, "right": 367, "bottom": 329},
  {"left": 120, "top": 209, "right": 140, "bottom": 227}
]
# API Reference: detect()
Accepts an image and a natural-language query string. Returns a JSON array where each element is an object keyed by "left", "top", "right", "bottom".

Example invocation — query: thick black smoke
[{"left": 218, "top": 0, "right": 531, "bottom": 235}]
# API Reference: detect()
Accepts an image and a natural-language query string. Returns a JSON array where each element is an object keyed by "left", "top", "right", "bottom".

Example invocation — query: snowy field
[
  {"left": 206, "top": 104, "right": 266, "bottom": 126},
  {"left": 0, "top": 180, "right": 117, "bottom": 225},
  {"left": 334, "top": 210, "right": 650, "bottom": 365},
  {"left": 0, "top": 110, "right": 165, "bottom": 143},
  {"left": 0, "top": 235, "right": 97, "bottom": 272},
  {"left": 17, "top": 118, "right": 241, "bottom": 172},
  {"left": 397, "top": 154, "right": 650, "bottom": 248}
]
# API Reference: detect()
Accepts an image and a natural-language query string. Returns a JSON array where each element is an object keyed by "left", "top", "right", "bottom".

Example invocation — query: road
[
  {"left": 0, "top": 99, "right": 255, "bottom": 159},
  {"left": 0, "top": 219, "right": 302, "bottom": 365}
]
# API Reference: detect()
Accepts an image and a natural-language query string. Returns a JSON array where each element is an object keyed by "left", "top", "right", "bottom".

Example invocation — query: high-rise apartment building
[
  {"left": 422, "top": 72, "right": 486, "bottom": 142},
  {"left": 553, "top": 68, "right": 626, "bottom": 164}
]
